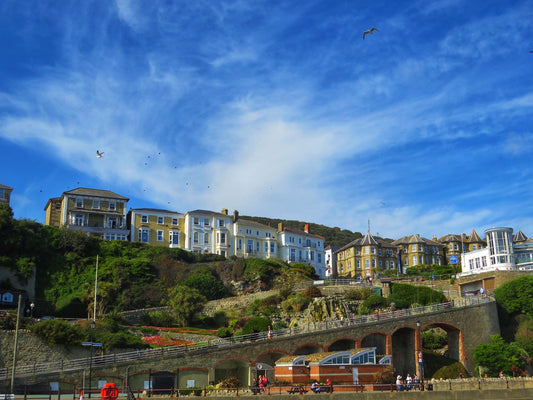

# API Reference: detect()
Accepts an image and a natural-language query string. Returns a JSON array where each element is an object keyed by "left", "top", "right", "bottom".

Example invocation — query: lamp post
[
  {"left": 30, "top": 302, "right": 35, "bottom": 319},
  {"left": 89, "top": 320, "right": 95, "bottom": 398},
  {"left": 416, "top": 320, "right": 424, "bottom": 385}
]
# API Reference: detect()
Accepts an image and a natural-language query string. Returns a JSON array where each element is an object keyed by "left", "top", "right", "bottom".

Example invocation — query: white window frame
[
  {"left": 157, "top": 230, "right": 164, "bottom": 241},
  {"left": 92, "top": 199, "right": 100, "bottom": 209}
]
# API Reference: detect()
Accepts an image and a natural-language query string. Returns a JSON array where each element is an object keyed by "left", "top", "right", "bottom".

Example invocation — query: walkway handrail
[{"left": 0, "top": 295, "right": 494, "bottom": 381}]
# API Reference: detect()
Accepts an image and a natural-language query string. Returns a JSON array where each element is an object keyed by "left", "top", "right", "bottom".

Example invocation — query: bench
[{"left": 287, "top": 386, "right": 308, "bottom": 394}]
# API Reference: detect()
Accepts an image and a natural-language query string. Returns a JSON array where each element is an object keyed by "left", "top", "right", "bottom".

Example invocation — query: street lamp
[
  {"left": 416, "top": 321, "right": 424, "bottom": 386},
  {"left": 89, "top": 320, "right": 95, "bottom": 398},
  {"left": 30, "top": 302, "right": 35, "bottom": 319}
]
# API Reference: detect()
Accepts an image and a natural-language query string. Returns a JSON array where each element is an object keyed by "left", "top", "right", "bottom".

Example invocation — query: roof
[
  {"left": 0, "top": 184, "right": 13, "bottom": 190},
  {"left": 392, "top": 234, "right": 443, "bottom": 247},
  {"left": 131, "top": 208, "right": 182, "bottom": 215},
  {"left": 514, "top": 229, "right": 528, "bottom": 243},
  {"left": 281, "top": 227, "right": 324, "bottom": 240},
  {"left": 236, "top": 218, "right": 276, "bottom": 230},
  {"left": 336, "top": 233, "right": 396, "bottom": 253},
  {"left": 187, "top": 209, "right": 231, "bottom": 218},
  {"left": 63, "top": 188, "right": 129, "bottom": 201},
  {"left": 468, "top": 229, "right": 484, "bottom": 243}
]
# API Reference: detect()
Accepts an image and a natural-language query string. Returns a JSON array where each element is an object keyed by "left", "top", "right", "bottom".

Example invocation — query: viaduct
[{"left": 4, "top": 297, "right": 499, "bottom": 392}]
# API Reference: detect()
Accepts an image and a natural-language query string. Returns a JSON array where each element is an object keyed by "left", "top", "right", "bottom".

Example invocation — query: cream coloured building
[
  {"left": 128, "top": 208, "right": 185, "bottom": 248},
  {"left": 233, "top": 212, "right": 278, "bottom": 260},
  {"left": 184, "top": 209, "right": 233, "bottom": 257}
]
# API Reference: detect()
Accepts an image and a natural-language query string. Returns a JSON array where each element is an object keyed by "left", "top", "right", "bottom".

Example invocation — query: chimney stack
[
  {"left": 233, "top": 210, "right": 239, "bottom": 222},
  {"left": 304, "top": 223, "right": 310, "bottom": 233},
  {"left": 278, "top": 222, "right": 283, "bottom": 232}
]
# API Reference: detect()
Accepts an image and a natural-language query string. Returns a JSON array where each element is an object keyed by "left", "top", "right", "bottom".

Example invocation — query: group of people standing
[
  {"left": 251, "top": 375, "right": 269, "bottom": 394},
  {"left": 396, "top": 373, "right": 420, "bottom": 391}
]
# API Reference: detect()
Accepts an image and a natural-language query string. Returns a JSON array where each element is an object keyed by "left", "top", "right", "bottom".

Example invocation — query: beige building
[
  {"left": 0, "top": 184, "right": 13, "bottom": 206},
  {"left": 392, "top": 234, "right": 445, "bottom": 272},
  {"left": 336, "top": 231, "right": 397, "bottom": 279},
  {"left": 44, "top": 188, "right": 129, "bottom": 240},
  {"left": 233, "top": 212, "right": 278, "bottom": 260},
  {"left": 128, "top": 208, "right": 185, "bottom": 248}
]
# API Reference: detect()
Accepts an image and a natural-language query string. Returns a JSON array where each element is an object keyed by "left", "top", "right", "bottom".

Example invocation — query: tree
[
  {"left": 168, "top": 285, "right": 206, "bottom": 326},
  {"left": 473, "top": 335, "right": 527, "bottom": 377},
  {"left": 182, "top": 272, "right": 227, "bottom": 300},
  {"left": 494, "top": 276, "right": 533, "bottom": 318}
]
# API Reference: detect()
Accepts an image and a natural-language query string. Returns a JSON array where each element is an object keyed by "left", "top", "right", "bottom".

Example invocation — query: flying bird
[
  {"left": 363, "top": 27, "right": 378, "bottom": 39},
  {"left": 96, "top": 150, "right": 104, "bottom": 158}
]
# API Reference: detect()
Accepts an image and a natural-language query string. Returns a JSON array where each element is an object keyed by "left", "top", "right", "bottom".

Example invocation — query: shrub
[
  {"left": 241, "top": 316, "right": 270, "bottom": 335},
  {"left": 217, "top": 376, "right": 242, "bottom": 388},
  {"left": 140, "top": 311, "right": 176, "bottom": 327},
  {"left": 303, "top": 286, "right": 323, "bottom": 298},
  {"left": 362, "top": 294, "right": 389, "bottom": 310},
  {"left": 29, "top": 319, "right": 83, "bottom": 346},
  {"left": 182, "top": 272, "right": 227, "bottom": 301},
  {"left": 422, "top": 329, "right": 448, "bottom": 350},
  {"left": 432, "top": 362, "right": 469, "bottom": 380},
  {"left": 216, "top": 327, "right": 233, "bottom": 338}
]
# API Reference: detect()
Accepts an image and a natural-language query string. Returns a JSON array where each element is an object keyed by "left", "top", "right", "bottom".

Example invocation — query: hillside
[{"left": 242, "top": 215, "right": 371, "bottom": 247}]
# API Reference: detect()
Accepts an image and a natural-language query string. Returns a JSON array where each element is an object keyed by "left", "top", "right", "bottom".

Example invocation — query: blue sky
[{"left": 1, "top": 0, "right": 532, "bottom": 239}]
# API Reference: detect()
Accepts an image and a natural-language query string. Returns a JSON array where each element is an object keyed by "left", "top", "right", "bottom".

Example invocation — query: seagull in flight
[
  {"left": 363, "top": 27, "right": 378, "bottom": 39},
  {"left": 96, "top": 150, "right": 104, "bottom": 158}
]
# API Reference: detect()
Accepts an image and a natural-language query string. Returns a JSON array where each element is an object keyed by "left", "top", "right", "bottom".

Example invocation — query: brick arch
[
  {"left": 421, "top": 321, "right": 463, "bottom": 363},
  {"left": 360, "top": 331, "right": 388, "bottom": 355},
  {"left": 255, "top": 349, "right": 290, "bottom": 366},
  {"left": 214, "top": 356, "right": 254, "bottom": 369},
  {"left": 179, "top": 367, "right": 208, "bottom": 373},
  {"left": 293, "top": 342, "right": 325, "bottom": 355},
  {"left": 327, "top": 336, "right": 358, "bottom": 351}
]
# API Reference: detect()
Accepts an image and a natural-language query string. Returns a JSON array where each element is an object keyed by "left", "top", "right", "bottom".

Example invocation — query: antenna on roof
[{"left": 368, "top": 218, "right": 371, "bottom": 233}]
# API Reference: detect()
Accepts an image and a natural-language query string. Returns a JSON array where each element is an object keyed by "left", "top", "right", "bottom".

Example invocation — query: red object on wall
[{"left": 100, "top": 383, "right": 119, "bottom": 400}]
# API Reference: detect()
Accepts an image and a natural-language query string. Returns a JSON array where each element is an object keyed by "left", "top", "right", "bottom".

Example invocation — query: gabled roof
[
  {"left": 467, "top": 229, "right": 484, "bottom": 243},
  {"left": 361, "top": 231, "right": 379, "bottom": 246},
  {"left": 437, "top": 234, "right": 463, "bottom": 243},
  {"left": 514, "top": 229, "right": 528, "bottom": 243},
  {"left": 63, "top": 187, "right": 129, "bottom": 200}
]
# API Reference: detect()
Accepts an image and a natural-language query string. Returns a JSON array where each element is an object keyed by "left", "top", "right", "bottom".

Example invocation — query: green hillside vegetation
[
  {"left": 0, "top": 204, "right": 311, "bottom": 319},
  {"left": 241, "top": 215, "right": 379, "bottom": 247},
  {"left": 471, "top": 276, "right": 533, "bottom": 377}
]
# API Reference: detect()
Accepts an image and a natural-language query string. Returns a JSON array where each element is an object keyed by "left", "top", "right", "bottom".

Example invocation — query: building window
[
  {"left": 256, "top": 241, "right": 260, "bottom": 252},
  {"left": 194, "top": 217, "right": 200, "bottom": 225},
  {"left": 92, "top": 200, "right": 100, "bottom": 209},
  {"left": 264, "top": 242, "right": 268, "bottom": 253},
  {"left": 290, "top": 249, "right": 296, "bottom": 262},
  {"left": 270, "top": 242, "right": 275, "bottom": 253},
  {"left": 156, "top": 216, "right": 163, "bottom": 224},
  {"left": 318, "top": 253, "right": 322, "bottom": 263},
  {"left": 138, "top": 228, "right": 149, "bottom": 243},
  {"left": 412, "top": 255, "right": 417, "bottom": 265},
  {"left": 157, "top": 230, "right": 164, "bottom": 241},
  {"left": 204, "top": 219, "right": 210, "bottom": 226},
  {"left": 412, "top": 245, "right": 417, "bottom": 252},
  {"left": 108, "top": 217, "right": 117, "bottom": 228},
  {"left": 74, "top": 214, "right": 84, "bottom": 226},
  {"left": 172, "top": 218, "right": 178, "bottom": 225},
  {"left": 247, "top": 240, "right": 253, "bottom": 253},
  {"left": 238, "top": 239, "right": 242, "bottom": 250},
  {"left": 109, "top": 201, "right": 116, "bottom": 211},
  {"left": 204, "top": 233, "right": 209, "bottom": 244},
  {"left": 193, "top": 232, "right": 199, "bottom": 244},
  {"left": 371, "top": 247, "right": 375, "bottom": 254},
  {"left": 169, "top": 231, "right": 179, "bottom": 245},
  {"left": 141, "top": 215, "right": 148, "bottom": 223},
  {"left": 218, "top": 219, "right": 225, "bottom": 228},
  {"left": 76, "top": 198, "right": 83, "bottom": 208}
]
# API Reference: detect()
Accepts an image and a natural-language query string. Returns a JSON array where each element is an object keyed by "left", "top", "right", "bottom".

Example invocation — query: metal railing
[{"left": 0, "top": 296, "right": 494, "bottom": 381}]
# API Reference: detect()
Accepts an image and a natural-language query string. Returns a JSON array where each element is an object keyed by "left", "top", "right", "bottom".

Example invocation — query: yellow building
[
  {"left": 336, "top": 231, "right": 398, "bottom": 279},
  {"left": 233, "top": 212, "right": 278, "bottom": 260},
  {"left": 44, "top": 187, "right": 129, "bottom": 240},
  {"left": 392, "top": 234, "right": 444, "bottom": 271},
  {"left": 128, "top": 208, "right": 185, "bottom": 248},
  {"left": 437, "top": 230, "right": 486, "bottom": 264},
  {"left": 0, "top": 184, "right": 13, "bottom": 206}
]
